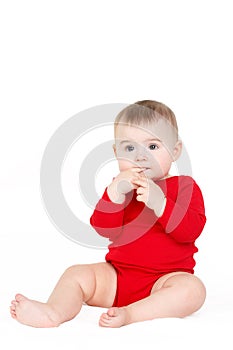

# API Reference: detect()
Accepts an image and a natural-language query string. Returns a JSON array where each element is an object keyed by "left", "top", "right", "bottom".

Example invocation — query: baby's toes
[
  {"left": 15, "top": 294, "right": 27, "bottom": 302},
  {"left": 10, "top": 300, "right": 19, "bottom": 318},
  {"left": 11, "top": 300, "right": 18, "bottom": 308},
  {"left": 10, "top": 306, "right": 17, "bottom": 318},
  {"left": 99, "top": 313, "right": 110, "bottom": 327}
]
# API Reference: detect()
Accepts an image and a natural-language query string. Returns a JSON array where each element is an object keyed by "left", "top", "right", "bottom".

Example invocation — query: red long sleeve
[
  {"left": 90, "top": 189, "right": 125, "bottom": 241},
  {"left": 157, "top": 176, "right": 206, "bottom": 243}
]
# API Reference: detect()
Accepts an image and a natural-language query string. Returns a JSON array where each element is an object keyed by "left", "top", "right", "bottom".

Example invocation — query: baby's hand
[
  {"left": 107, "top": 168, "right": 142, "bottom": 204},
  {"left": 132, "top": 175, "right": 166, "bottom": 217}
]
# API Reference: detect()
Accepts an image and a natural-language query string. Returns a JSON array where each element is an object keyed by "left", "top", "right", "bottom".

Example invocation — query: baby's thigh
[{"left": 83, "top": 262, "right": 117, "bottom": 308}]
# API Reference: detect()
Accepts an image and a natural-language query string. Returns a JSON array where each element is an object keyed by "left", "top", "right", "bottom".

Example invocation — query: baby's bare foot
[
  {"left": 99, "top": 307, "right": 129, "bottom": 328},
  {"left": 10, "top": 294, "right": 60, "bottom": 328}
]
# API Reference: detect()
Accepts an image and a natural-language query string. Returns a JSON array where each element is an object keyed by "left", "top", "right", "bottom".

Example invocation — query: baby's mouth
[{"left": 140, "top": 167, "right": 150, "bottom": 171}]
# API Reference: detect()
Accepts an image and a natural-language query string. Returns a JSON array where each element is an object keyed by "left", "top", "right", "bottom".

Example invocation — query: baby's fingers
[
  {"left": 136, "top": 186, "right": 145, "bottom": 195},
  {"left": 132, "top": 177, "right": 148, "bottom": 188}
]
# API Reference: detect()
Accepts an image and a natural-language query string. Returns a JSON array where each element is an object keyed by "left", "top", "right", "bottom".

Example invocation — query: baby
[{"left": 10, "top": 100, "right": 206, "bottom": 328}]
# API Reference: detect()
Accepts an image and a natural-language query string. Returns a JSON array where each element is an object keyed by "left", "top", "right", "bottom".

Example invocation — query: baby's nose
[{"left": 135, "top": 147, "right": 148, "bottom": 161}]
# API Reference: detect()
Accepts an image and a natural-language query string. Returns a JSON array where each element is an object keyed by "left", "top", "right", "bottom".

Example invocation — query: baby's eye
[
  {"left": 149, "top": 144, "right": 159, "bottom": 150},
  {"left": 126, "top": 145, "right": 135, "bottom": 152}
]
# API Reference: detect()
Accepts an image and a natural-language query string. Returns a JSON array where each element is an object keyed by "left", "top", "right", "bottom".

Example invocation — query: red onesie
[{"left": 90, "top": 176, "right": 206, "bottom": 307}]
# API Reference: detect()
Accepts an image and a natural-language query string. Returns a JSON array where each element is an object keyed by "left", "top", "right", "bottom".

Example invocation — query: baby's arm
[
  {"left": 90, "top": 189, "right": 124, "bottom": 240},
  {"left": 90, "top": 169, "right": 141, "bottom": 240},
  {"left": 158, "top": 177, "right": 206, "bottom": 243}
]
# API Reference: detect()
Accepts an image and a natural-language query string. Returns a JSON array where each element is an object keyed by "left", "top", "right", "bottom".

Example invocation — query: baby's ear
[
  {"left": 112, "top": 144, "right": 117, "bottom": 157},
  {"left": 172, "top": 140, "right": 182, "bottom": 161}
]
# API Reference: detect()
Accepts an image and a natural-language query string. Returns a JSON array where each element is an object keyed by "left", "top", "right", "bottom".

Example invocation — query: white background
[{"left": 0, "top": 1, "right": 232, "bottom": 349}]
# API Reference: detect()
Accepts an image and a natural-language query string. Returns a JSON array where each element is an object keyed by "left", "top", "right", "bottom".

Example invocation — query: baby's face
[{"left": 114, "top": 119, "right": 182, "bottom": 180}]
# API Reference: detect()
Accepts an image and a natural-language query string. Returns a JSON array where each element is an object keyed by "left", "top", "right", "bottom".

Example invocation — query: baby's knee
[
  {"left": 64, "top": 264, "right": 92, "bottom": 279},
  {"left": 190, "top": 276, "right": 206, "bottom": 300},
  {"left": 64, "top": 264, "right": 96, "bottom": 292},
  {"left": 183, "top": 276, "right": 206, "bottom": 313},
  {"left": 64, "top": 264, "right": 79, "bottom": 276}
]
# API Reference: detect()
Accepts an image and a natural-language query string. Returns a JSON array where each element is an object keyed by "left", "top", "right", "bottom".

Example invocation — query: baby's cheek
[
  {"left": 158, "top": 157, "right": 173, "bottom": 174},
  {"left": 118, "top": 159, "right": 136, "bottom": 171}
]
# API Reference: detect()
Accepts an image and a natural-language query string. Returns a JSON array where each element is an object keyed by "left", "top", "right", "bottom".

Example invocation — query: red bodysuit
[{"left": 90, "top": 176, "right": 206, "bottom": 307}]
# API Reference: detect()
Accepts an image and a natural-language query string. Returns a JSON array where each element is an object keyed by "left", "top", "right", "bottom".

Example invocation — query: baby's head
[{"left": 113, "top": 100, "right": 182, "bottom": 180}]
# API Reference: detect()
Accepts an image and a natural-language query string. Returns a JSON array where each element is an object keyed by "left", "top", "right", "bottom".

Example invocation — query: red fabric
[{"left": 90, "top": 176, "right": 206, "bottom": 306}]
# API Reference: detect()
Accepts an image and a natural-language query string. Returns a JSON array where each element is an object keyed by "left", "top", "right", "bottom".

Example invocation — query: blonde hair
[{"left": 114, "top": 100, "right": 178, "bottom": 139}]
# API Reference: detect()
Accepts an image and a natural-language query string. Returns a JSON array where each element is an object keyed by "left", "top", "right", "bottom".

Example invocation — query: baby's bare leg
[
  {"left": 10, "top": 262, "right": 117, "bottom": 328},
  {"left": 99, "top": 272, "right": 206, "bottom": 328}
]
